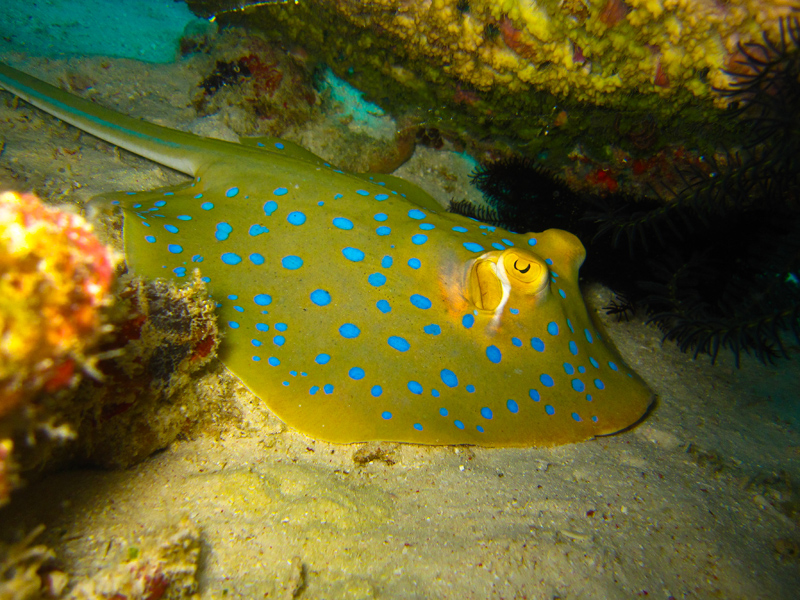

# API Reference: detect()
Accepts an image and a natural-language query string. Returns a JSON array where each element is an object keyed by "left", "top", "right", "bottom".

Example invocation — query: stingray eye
[
  {"left": 504, "top": 251, "right": 549, "bottom": 290},
  {"left": 467, "top": 258, "right": 504, "bottom": 311}
]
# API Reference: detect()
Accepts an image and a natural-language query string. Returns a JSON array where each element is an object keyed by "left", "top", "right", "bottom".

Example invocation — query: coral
[
  {"left": 0, "top": 191, "right": 116, "bottom": 417},
  {"left": 189, "top": 0, "right": 799, "bottom": 109},
  {"left": 66, "top": 518, "right": 201, "bottom": 600},
  {"left": 0, "top": 525, "right": 65, "bottom": 600},
  {"left": 74, "top": 276, "right": 219, "bottom": 468},
  {"left": 188, "top": 29, "right": 317, "bottom": 136}
]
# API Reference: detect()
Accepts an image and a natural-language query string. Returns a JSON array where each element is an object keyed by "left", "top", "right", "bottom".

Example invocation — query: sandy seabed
[{"left": 0, "top": 50, "right": 798, "bottom": 600}]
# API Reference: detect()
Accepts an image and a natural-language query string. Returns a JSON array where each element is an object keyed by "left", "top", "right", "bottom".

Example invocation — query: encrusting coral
[{"left": 190, "top": 0, "right": 799, "bottom": 108}]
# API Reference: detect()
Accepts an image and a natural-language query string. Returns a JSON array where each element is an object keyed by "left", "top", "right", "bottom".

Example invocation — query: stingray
[{"left": 0, "top": 62, "right": 653, "bottom": 446}]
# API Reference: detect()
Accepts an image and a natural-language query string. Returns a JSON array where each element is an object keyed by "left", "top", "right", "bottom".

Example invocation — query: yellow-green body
[{"left": 0, "top": 62, "right": 652, "bottom": 446}]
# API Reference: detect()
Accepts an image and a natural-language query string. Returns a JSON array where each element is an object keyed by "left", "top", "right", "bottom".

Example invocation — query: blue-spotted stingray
[{"left": 0, "top": 62, "right": 653, "bottom": 446}]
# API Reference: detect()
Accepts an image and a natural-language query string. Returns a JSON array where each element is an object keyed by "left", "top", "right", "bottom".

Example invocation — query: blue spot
[
  {"left": 486, "top": 345, "right": 502, "bottom": 363},
  {"left": 233, "top": 306, "right": 244, "bottom": 313},
  {"left": 273, "top": 187, "right": 288, "bottom": 196},
  {"left": 572, "top": 413, "right": 582, "bottom": 422},
  {"left": 408, "top": 381, "right": 423, "bottom": 394},
  {"left": 454, "top": 420, "right": 465, "bottom": 430},
  {"left": 569, "top": 341, "right": 578, "bottom": 356},
  {"left": 452, "top": 226, "right": 468, "bottom": 232},
  {"left": 310, "top": 289, "right": 331, "bottom": 306},
  {"left": 608, "top": 361, "right": 619, "bottom": 371},
  {"left": 424, "top": 324, "right": 441, "bottom": 335},
  {"left": 215, "top": 222, "right": 233, "bottom": 241},
  {"left": 440, "top": 369, "right": 458, "bottom": 388},
  {"left": 254, "top": 294, "right": 272, "bottom": 306},
  {"left": 545, "top": 258, "right": 553, "bottom": 265},
  {"left": 547, "top": 322, "right": 559, "bottom": 336},
  {"left": 154, "top": 200, "right": 166, "bottom": 207},
  {"left": 381, "top": 256, "right": 393, "bottom": 268},
  {"left": 507, "top": 399, "right": 519, "bottom": 413},
  {"left": 309, "top": 386, "right": 320, "bottom": 395},
  {"left": 528, "top": 238, "right": 537, "bottom": 246},
  {"left": 275, "top": 142, "right": 284, "bottom": 149},
  {"left": 333, "top": 193, "right": 343, "bottom": 199},
  {"left": 253, "top": 356, "right": 261, "bottom": 362},
  {"left": 590, "top": 357, "right": 599, "bottom": 368},
  {"left": 432, "top": 389, "right": 440, "bottom": 397},
  {"left": 226, "top": 187, "right": 239, "bottom": 197},
  {"left": 287, "top": 211, "right": 306, "bottom": 225},
  {"left": 376, "top": 299, "right": 391, "bottom": 313},
  {"left": 249, "top": 253, "right": 265, "bottom": 265},
  {"left": 256, "top": 323, "right": 269, "bottom": 332},
  {"left": 252, "top": 339, "right": 262, "bottom": 347},
  {"left": 529, "top": 389, "right": 540, "bottom": 402},
  {"left": 408, "top": 209, "right": 426, "bottom": 220},
  {"left": 201, "top": 202, "right": 214, "bottom": 210},
  {"left": 228, "top": 321, "right": 240, "bottom": 329},
  {"left": 558, "top": 289, "right": 566, "bottom": 299},
  {"left": 411, "top": 234, "right": 428, "bottom": 245},
  {"left": 388, "top": 336, "right": 410, "bottom": 352},
  {"left": 282, "top": 255, "right": 303, "bottom": 269},
  {"left": 464, "top": 242, "right": 485, "bottom": 252},
  {"left": 324, "top": 384, "right": 334, "bottom": 394},
  {"left": 512, "top": 337, "right": 522, "bottom": 347},
  {"left": 462, "top": 314, "right": 474, "bottom": 328},
  {"left": 410, "top": 294, "right": 432, "bottom": 309},
  {"left": 584, "top": 329, "right": 594, "bottom": 343},
  {"left": 263, "top": 201, "right": 278, "bottom": 215},
  {"left": 375, "top": 193, "right": 389, "bottom": 201},
  {"left": 339, "top": 323, "right": 361, "bottom": 338},
  {"left": 594, "top": 379, "right": 605, "bottom": 390},
  {"left": 368, "top": 273, "right": 387, "bottom": 287},
  {"left": 420, "top": 223, "right": 435, "bottom": 231},
  {"left": 578, "top": 366, "right": 586, "bottom": 373},
  {"left": 164, "top": 224, "right": 179, "bottom": 233},
  {"left": 365, "top": 385, "right": 381, "bottom": 398},
  {"left": 491, "top": 243, "right": 504, "bottom": 251},
  {"left": 349, "top": 367, "right": 365, "bottom": 380},
  {"left": 342, "top": 247, "right": 365, "bottom": 262},
  {"left": 168, "top": 244, "right": 183, "bottom": 254},
  {"left": 374, "top": 213, "right": 388, "bottom": 222},
  {"left": 201, "top": 277, "right": 210, "bottom": 283},
  {"left": 173, "top": 267, "right": 186, "bottom": 277},
  {"left": 376, "top": 226, "right": 391, "bottom": 236},
  {"left": 275, "top": 323, "right": 287, "bottom": 332},
  {"left": 439, "top": 407, "right": 448, "bottom": 417},
  {"left": 510, "top": 308, "right": 519, "bottom": 314},
  {"left": 356, "top": 189, "right": 369, "bottom": 196},
  {"left": 221, "top": 252, "right": 242, "bottom": 265},
  {"left": 191, "top": 255, "right": 203, "bottom": 263},
  {"left": 381, "top": 411, "right": 392, "bottom": 420},
  {"left": 572, "top": 379, "right": 585, "bottom": 392},
  {"left": 564, "top": 363, "right": 575, "bottom": 375},
  {"left": 545, "top": 405, "right": 555, "bottom": 416},
  {"left": 315, "top": 353, "right": 330, "bottom": 364},
  {"left": 413, "top": 423, "right": 423, "bottom": 431},
  {"left": 540, "top": 374, "right": 554, "bottom": 387},
  {"left": 273, "top": 336, "right": 285, "bottom": 346},
  {"left": 587, "top": 394, "right": 593, "bottom": 402},
  {"left": 333, "top": 217, "right": 354, "bottom": 230},
  {"left": 481, "top": 407, "right": 493, "bottom": 419},
  {"left": 145, "top": 235, "right": 156, "bottom": 243},
  {"left": 268, "top": 357, "right": 280, "bottom": 366},
  {"left": 407, "top": 258, "right": 421, "bottom": 269},
  {"left": 248, "top": 223, "right": 269, "bottom": 237},
  {"left": 466, "top": 385, "right": 475, "bottom": 393},
  {"left": 567, "top": 319, "right": 575, "bottom": 333}
]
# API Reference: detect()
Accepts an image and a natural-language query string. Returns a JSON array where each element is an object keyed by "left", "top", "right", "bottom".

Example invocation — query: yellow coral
[
  {"left": 316, "top": 0, "right": 794, "bottom": 107},
  {"left": 0, "top": 192, "right": 116, "bottom": 413}
]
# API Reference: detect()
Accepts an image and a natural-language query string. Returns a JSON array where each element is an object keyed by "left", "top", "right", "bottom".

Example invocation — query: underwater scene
[{"left": 0, "top": 0, "right": 799, "bottom": 597}]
